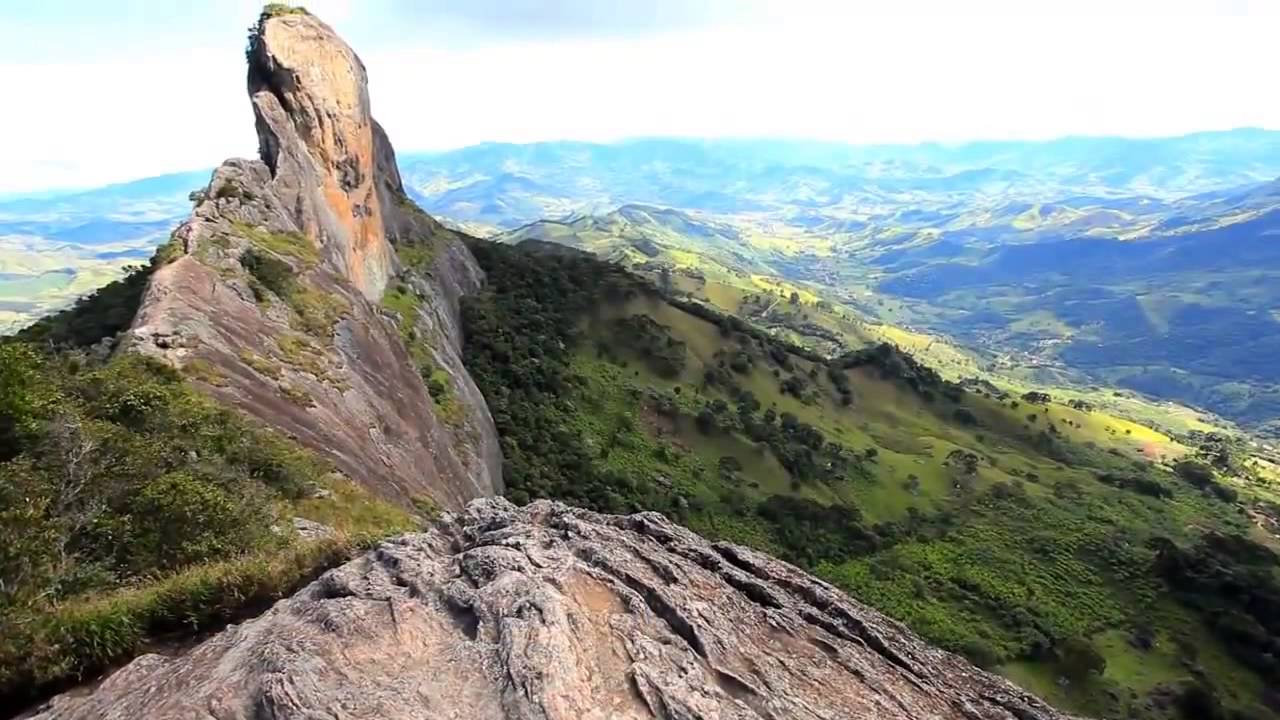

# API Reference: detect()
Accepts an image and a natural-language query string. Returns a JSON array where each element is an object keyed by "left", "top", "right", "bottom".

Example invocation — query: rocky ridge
[
  {"left": 29, "top": 498, "right": 1078, "bottom": 720},
  {"left": 26, "top": 9, "right": 1082, "bottom": 719},
  {"left": 123, "top": 9, "right": 500, "bottom": 508}
]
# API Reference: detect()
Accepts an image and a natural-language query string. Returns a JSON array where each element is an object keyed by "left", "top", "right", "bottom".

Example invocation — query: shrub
[
  {"left": 1173, "top": 460, "right": 1215, "bottom": 488},
  {"left": 127, "top": 471, "right": 271, "bottom": 571},
  {"left": 262, "top": 4, "right": 309, "bottom": 19},
  {"left": 0, "top": 342, "right": 414, "bottom": 704},
  {"left": 240, "top": 249, "right": 295, "bottom": 301},
  {"left": 1055, "top": 637, "right": 1106, "bottom": 682}
]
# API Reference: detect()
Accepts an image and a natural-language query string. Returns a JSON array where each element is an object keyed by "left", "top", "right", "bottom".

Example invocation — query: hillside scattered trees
[{"left": 1153, "top": 532, "right": 1280, "bottom": 684}]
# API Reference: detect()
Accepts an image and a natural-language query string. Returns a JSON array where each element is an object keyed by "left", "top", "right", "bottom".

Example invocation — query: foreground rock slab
[{"left": 31, "top": 499, "right": 1077, "bottom": 719}]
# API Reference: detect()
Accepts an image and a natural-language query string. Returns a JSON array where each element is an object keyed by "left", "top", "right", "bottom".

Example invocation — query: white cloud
[
  {"left": 0, "top": 1, "right": 1276, "bottom": 193},
  {"left": 369, "top": 11, "right": 1280, "bottom": 149}
]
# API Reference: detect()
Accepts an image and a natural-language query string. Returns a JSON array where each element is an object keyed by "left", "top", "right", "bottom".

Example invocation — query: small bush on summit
[
  {"left": 262, "top": 4, "right": 308, "bottom": 19},
  {"left": 241, "top": 249, "right": 295, "bottom": 302}
]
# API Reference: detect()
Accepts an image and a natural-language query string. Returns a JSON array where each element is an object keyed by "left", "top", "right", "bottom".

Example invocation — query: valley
[
  {"left": 460, "top": 240, "right": 1280, "bottom": 718},
  {"left": 7, "top": 134, "right": 1280, "bottom": 440},
  {"left": 1, "top": 9, "right": 1277, "bottom": 718},
  {"left": 0, "top": 172, "right": 203, "bottom": 333},
  {"left": 400, "top": 134, "right": 1280, "bottom": 439}
]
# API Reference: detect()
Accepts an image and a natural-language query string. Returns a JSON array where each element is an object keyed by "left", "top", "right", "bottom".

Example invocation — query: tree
[
  {"left": 657, "top": 266, "right": 673, "bottom": 294},
  {"left": 1173, "top": 460, "right": 1215, "bottom": 488},
  {"left": 0, "top": 344, "right": 46, "bottom": 461},
  {"left": 945, "top": 449, "right": 980, "bottom": 476},
  {"left": 1056, "top": 638, "right": 1106, "bottom": 682},
  {"left": 43, "top": 415, "right": 112, "bottom": 578}
]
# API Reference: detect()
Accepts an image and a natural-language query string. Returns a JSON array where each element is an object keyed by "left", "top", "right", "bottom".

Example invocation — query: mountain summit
[
  {"left": 124, "top": 7, "right": 501, "bottom": 508},
  {"left": 22, "top": 8, "right": 1084, "bottom": 720}
]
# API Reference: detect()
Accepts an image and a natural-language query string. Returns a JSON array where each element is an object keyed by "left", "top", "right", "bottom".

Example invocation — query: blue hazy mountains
[
  {"left": 0, "top": 170, "right": 208, "bottom": 330},
  {"left": 5, "top": 129, "right": 1280, "bottom": 433},
  {"left": 396, "top": 129, "right": 1280, "bottom": 228}
]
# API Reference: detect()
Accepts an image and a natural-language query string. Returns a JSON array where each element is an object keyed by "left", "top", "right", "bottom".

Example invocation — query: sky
[{"left": 0, "top": 0, "right": 1277, "bottom": 193}]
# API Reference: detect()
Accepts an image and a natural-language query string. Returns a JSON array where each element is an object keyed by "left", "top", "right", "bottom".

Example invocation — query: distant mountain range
[
  {"left": 5, "top": 129, "right": 1280, "bottom": 434},
  {"left": 396, "top": 129, "right": 1280, "bottom": 229}
]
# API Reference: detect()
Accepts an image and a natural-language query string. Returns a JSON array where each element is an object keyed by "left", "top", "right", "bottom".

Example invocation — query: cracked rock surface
[{"left": 30, "top": 499, "right": 1078, "bottom": 720}]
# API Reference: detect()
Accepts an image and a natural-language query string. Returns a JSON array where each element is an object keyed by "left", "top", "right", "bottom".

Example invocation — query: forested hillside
[{"left": 461, "top": 239, "right": 1280, "bottom": 720}]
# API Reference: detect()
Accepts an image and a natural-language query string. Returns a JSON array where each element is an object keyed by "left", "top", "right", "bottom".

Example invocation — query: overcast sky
[{"left": 0, "top": 0, "right": 1277, "bottom": 193}]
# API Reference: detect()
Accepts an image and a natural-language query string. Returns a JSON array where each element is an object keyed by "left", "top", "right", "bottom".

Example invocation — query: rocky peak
[
  {"left": 247, "top": 10, "right": 394, "bottom": 300},
  {"left": 29, "top": 499, "right": 1079, "bottom": 720},
  {"left": 123, "top": 7, "right": 501, "bottom": 508}
]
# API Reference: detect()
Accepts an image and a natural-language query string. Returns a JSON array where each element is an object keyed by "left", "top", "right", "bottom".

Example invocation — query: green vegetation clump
[
  {"left": 0, "top": 341, "right": 411, "bottom": 703},
  {"left": 261, "top": 3, "right": 308, "bottom": 19},
  {"left": 182, "top": 357, "right": 228, "bottom": 386},
  {"left": 1154, "top": 533, "right": 1280, "bottom": 686},
  {"left": 382, "top": 280, "right": 465, "bottom": 426},
  {"left": 239, "top": 350, "right": 283, "bottom": 379},
  {"left": 601, "top": 315, "right": 687, "bottom": 378},
  {"left": 232, "top": 223, "right": 318, "bottom": 266},
  {"left": 237, "top": 228, "right": 347, "bottom": 339},
  {"left": 277, "top": 333, "right": 326, "bottom": 377},
  {"left": 154, "top": 234, "right": 186, "bottom": 265},
  {"left": 241, "top": 248, "right": 295, "bottom": 302},
  {"left": 287, "top": 285, "right": 348, "bottom": 337},
  {"left": 393, "top": 240, "right": 438, "bottom": 272}
]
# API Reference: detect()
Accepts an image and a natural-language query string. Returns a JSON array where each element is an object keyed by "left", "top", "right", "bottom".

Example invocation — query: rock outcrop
[
  {"left": 30, "top": 499, "right": 1078, "bottom": 720},
  {"left": 124, "top": 9, "right": 500, "bottom": 508}
]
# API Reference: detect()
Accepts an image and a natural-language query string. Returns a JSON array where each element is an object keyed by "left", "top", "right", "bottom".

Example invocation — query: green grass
[
  {"left": 261, "top": 4, "right": 309, "bottom": 19},
  {"left": 232, "top": 222, "right": 319, "bottom": 266},
  {"left": 0, "top": 467, "right": 412, "bottom": 703},
  {"left": 394, "top": 240, "right": 439, "bottom": 272},
  {"left": 381, "top": 281, "right": 464, "bottom": 426},
  {"left": 287, "top": 285, "right": 348, "bottom": 337},
  {"left": 238, "top": 349, "right": 283, "bottom": 379},
  {"left": 1, "top": 535, "right": 357, "bottom": 698},
  {"left": 0, "top": 346, "right": 416, "bottom": 704},
  {"left": 277, "top": 332, "right": 328, "bottom": 378},
  {"left": 182, "top": 357, "right": 228, "bottom": 386}
]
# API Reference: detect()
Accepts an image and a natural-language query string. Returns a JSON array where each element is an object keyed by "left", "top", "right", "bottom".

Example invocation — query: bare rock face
[
  {"left": 31, "top": 499, "right": 1078, "bottom": 720},
  {"left": 124, "top": 10, "right": 501, "bottom": 507},
  {"left": 249, "top": 9, "right": 393, "bottom": 300}
]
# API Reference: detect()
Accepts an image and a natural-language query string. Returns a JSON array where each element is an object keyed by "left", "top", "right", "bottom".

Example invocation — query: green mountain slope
[
  {"left": 495, "top": 202, "right": 1232, "bottom": 439},
  {"left": 396, "top": 135, "right": 1280, "bottom": 437},
  {"left": 460, "top": 239, "right": 1280, "bottom": 720}
]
